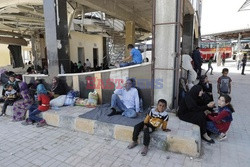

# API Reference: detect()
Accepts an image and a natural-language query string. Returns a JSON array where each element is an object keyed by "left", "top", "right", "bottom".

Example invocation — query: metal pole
[
  {"left": 151, "top": 0, "right": 156, "bottom": 106},
  {"left": 173, "top": 0, "right": 183, "bottom": 109}
]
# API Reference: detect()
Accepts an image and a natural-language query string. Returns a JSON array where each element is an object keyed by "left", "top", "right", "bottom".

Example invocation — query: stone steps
[{"left": 0, "top": 104, "right": 201, "bottom": 157}]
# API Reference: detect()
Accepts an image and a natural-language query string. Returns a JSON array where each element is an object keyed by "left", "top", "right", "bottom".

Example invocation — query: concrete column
[
  {"left": 125, "top": 21, "right": 135, "bottom": 57},
  {"left": 182, "top": 14, "right": 194, "bottom": 54},
  {"left": 72, "top": 75, "right": 80, "bottom": 91},
  {"left": 103, "top": 37, "right": 108, "bottom": 68},
  {"left": 43, "top": 0, "right": 59, "bottom": 76},
  {"left": 56, "top": 0, "right": 71, "bottom": 73},
  {"left": 194, "top": 27, "right": 199, "bottom": 48},
  {"left": 43, "top": 0, "right": 70, "bottom": 76},
  {"left": 31, "top": 36, "right": 37, "bottom": 67},
  {"left": 31, "top": 34, "right": 43, "bottom": 69},
  {"left": 94, "top": 73, "right": 102, "bottom": 104},
  {"left": 153, "top": 0, "right": 179, "bottom": 107}
]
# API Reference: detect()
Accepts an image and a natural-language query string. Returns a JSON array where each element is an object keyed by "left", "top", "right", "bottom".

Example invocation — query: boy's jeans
[
  {"left": 111, "top": 94, "right": 137, "bottom": 118},
  {"left": 29, "top": 104, "right": 43, "bottom": 122},
  {"left": 119, "top": 62, "right": 136, "bottom": 67}
]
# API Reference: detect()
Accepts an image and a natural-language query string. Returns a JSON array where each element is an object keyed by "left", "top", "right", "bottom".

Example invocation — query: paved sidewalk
[{"left": 0, "top": 60, "right": 249, "bottom": 167}]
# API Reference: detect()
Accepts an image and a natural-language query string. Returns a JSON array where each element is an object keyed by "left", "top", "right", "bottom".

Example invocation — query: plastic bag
[
  {"left": 87, "top": 91, "right": 98, "bottom": 107},
  {"left": 50, "top": 95, "right": 66, "bottom": 107},
  {"left": 64, "top": 90, "right": 78, "bottom": 106}
]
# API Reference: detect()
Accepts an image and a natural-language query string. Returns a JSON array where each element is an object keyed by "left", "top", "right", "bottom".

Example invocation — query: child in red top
[
  {"left": 22, "top": 84, "right": 50, "bottom": 127},
  {"left": 206, "top": 95, "right": 235, "bottom": 141}
]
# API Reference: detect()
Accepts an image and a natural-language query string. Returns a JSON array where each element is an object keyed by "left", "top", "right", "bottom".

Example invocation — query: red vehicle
[{"left": 200, "top": 40, "right": 232, "bottom": 61}]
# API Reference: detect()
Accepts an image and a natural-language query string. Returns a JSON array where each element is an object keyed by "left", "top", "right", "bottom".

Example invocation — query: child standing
[
  {"left": 206, "top": 95, "right": 235, "bottom": 141},
  {"left": 205, "top": 56, "right": 213, "bottom": 75},
  {"left": 0, "top": 85, "right": 17, "bottom": 116},
  {"left": 217, "top": 68, "right": 232, "bottom": 95},
  {"left": 22, "top": 84, "right": 50, "bottom": 127},
  {"left": 127, "top": 99, "right": 171, "bottom": 156}
]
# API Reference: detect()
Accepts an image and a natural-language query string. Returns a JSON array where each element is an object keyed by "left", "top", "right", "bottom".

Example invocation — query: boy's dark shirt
[{"left": 217, "top": 76, "right": 232, "bottom": 93}]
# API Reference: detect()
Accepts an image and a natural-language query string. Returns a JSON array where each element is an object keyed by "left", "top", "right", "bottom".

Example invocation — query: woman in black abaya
[{"left": 178, "top": 85, "right": 215, "bottom": 143}]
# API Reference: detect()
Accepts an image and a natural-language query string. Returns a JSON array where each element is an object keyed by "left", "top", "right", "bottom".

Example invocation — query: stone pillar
[
  {"left": 31, "top": 34, "right": 43, "bottom": 69},
  {"left": 43, "top": 0, "right": 70, "bottom": 76},
  {"left": 103, "top": 37, "right": 108, "bottom": 68},
  {"left": 182, "top": 14, "right": 194, "bottom": 54},
  {"left": 31, "top": 36, "right": 37, "bottom": 67},
  {"left": 125, "top": 21, "right": 135, "bottom": 57},
  {"left": 57, "top": 0, "right": 70, "bottom": 73},
  {"left": 153, "top": 0, "right": 181, "bottom": 107}
]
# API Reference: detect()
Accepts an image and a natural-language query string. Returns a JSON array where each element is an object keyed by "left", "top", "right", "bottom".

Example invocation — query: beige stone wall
[
  {"left": 69, "top": 31, "right": 103, "bottom": 67},
  {"left": 0, "top": 44, "right": 11, "bottom": 67}
]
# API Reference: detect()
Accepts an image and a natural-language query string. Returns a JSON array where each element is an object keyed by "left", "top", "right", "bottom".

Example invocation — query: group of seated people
[
  {"left": 0, "top": 75, "right": 170, "bottom": 156},
  {"left": 0, "top": 69, "right": 235, "bottom": 156},
  {"left": 178, "top": 74, "right": 234, "bottom": 143},
  {"left": 0, "top": 73, "right": 69, "bottom": 127},
  {"left": 107, "top": 73, "right": 234, "bottom": 155}
]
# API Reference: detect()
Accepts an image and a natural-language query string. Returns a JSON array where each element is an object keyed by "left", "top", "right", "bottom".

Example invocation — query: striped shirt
[{"left": 144, "top": 108, "right": 169, "bottom": 129}]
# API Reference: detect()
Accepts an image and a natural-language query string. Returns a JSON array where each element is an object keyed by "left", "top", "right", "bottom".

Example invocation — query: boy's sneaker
[
  {"left": 218, "top": 133, "right": 227, "bottom": 141},
  {"left": 36, "top": 120, "right": 46, "bottom": 127},
  {"left": 21, "top": 119, "right": 32, "bottom": 126}
]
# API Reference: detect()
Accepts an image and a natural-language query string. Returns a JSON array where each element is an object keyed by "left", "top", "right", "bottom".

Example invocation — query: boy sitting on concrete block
[{"left": 127, "top": 99, "right": 171, "bottom": 156}]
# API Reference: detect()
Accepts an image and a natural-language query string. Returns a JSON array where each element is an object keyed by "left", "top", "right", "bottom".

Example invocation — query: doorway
[
  {"left": 78, "top": 47, "right": 85, "bottom": 64},
  {"left": 93, "top": 48, "right": 98, "bottom": 68}
]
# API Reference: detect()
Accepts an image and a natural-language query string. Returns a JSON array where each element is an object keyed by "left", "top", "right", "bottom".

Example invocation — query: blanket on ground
[{"left": 79, "top": 103, "right": 149, "bottom": 127}]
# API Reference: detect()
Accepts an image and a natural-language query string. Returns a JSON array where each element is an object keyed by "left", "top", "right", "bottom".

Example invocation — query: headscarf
[
  {"left": 51, "top": 77, "right": 59, "bottom": 91},
  {"left": 20, "top": 82, "right": 28, "bottom": 91},
  {"left": 199, "top": 75, "right": 207, "bottom": 84},
  {"left": 187, "top": 85, "right": 203, "bottom": 101},
  {"left": 37, "top": 84, "right": 47, "bottom": 94}
]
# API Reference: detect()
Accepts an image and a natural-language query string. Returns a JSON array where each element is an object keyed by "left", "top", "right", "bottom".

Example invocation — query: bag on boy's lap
[{"left": 64, "top": 90, "right": 78, "bottom": 106}]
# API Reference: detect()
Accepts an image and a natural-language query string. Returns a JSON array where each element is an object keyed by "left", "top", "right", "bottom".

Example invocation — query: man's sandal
[{"left": 141, "top": 146, "right": 148, "bottom": 156}]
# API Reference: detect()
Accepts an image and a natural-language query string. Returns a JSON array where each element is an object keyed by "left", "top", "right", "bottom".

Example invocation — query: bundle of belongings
[{"left": 75, "top": 91, "right": 98, "bottom": 108}]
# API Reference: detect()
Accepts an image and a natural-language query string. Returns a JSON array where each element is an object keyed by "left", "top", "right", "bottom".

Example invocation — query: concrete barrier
[{"left": 0, "top": 104, "right": 201, "bottom": 157}]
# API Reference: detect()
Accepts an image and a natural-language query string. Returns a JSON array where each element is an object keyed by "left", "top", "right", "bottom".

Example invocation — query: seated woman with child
[{"left": 178, "top": 85, "right": 215, "bottom": 143}]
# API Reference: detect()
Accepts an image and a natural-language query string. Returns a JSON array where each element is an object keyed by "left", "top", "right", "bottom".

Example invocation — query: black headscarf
[
  {"left": 199, "top": 75, "right": 207, "bottom": 85},
  {"left": 178, "top": 84, "right": 208, "bottom": 117}
]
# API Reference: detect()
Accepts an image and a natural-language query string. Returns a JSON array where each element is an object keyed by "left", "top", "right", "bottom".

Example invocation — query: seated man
[
  {"left": 120, "top": 44, "right": 143, "bottom": 67},
  {"left": 108, "top": 79, "right": 140, "bottom": 118}
]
